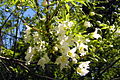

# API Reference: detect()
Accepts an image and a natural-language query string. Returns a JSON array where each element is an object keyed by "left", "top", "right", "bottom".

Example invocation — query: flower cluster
[
  {"left": 24, "top": 25, "right": 47, "bottom": 65},
  {"left": 24, "top": 21, "right": 91, "bottom": 76}
]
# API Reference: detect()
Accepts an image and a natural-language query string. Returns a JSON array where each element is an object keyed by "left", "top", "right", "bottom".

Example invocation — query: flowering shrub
[
  {"left": 24, "top": 20, "right": 91, "bottom": 76},
  {"left": 23, "top": 1, "right": 119, "bottom": 78},
  {"left": 0, "top": 0, "right": 120, "bottom": 80}
]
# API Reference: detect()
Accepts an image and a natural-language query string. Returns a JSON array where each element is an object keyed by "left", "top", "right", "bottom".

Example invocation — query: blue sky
[
  {"left": 23, "top": 0, "right": 43, "bottom": 17},
  {"left": 1, "top": 0, "right": 44, "bottom": 48}
]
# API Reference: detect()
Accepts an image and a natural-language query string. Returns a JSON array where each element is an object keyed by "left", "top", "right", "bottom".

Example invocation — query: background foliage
[{"left": 0, "top": 0, "right": 120, "bottom": 80}]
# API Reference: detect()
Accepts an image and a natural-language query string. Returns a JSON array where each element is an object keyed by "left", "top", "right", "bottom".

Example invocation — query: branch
[
  {"left": 0, "top": 60, "right": 12, "bottom": 74},
  {"left": 100, "top": 58, "right": 120, "bottom": 75},
  {"left": 1, "top": 31, "right": 21, "bottom": 39},
  {"left": 0, "top": 56, "right": 25, "bottom": 63},
  {"left": 0, "top": 28, "right": 3, "bottom": 52},
  {"left": 13, "top": 18, "right": 19, "bottom": 58},
  {"left": 95, "top": 58, "right": 120, "bottom": 79},
  {"left": 0, "top": 56, "right": 56, "bottom": 80},
  {"left": 111, "top": 77, "right": 120, "bottom": 80},
  {"left": 18, "top": 17, "right": 48, "bottom": 34},
  {"left": 2, "top": 12, "right": 12, "bottom": 28},
  {"left": 34, "top": 0, "right": 42, "bottom": 18}
]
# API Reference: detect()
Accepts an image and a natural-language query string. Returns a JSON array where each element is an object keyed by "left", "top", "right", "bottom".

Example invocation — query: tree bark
[{"left": 0, "top": 28, "right": 3, "bottom": 53}]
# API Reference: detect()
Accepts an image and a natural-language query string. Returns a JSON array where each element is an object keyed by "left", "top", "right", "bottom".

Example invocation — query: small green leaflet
[{"left": 64, "top": 0, "right": 88, "bottom": 6}]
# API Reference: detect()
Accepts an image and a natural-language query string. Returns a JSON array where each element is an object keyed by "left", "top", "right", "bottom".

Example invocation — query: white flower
[
  {"left": 67, "top": 47, "right": 77, "bottom": 58},
  {"left": 77, "top": 43, "right": 88, "bottom": 53},
  {"left": 90, "top": 12, "right": 95, "bottom": 16},
  {"left": 79, "top": 43, "right": 88, "bottom": 50},
  {"left": 84, "top": 21, "right": 91, "bottom": 27},
  {"left": 77, "top": 67, "right": 89, "bottom": 76},
  {"left": 33, "top": 32, "right": 39, "bottom": 37},
  {"left": 57, "top": 43, "right": 70, "bottom": 55},
  {"left": 92, "top": 28, "right": 101, "bottom": 39},
  {"left": 24, "top": 25, "right": 32, "bottom": 42},
  {"left": 40, "top": 18, "right": 46, "bottom": 21},
  {"left": 96, "top": 21, "right": 101, "bottom": 25},
  {"left": 86, "top": 39, "right": 90, "bottom": 42},
  {"left": 55, "top": 55, "right": 69, "bottom": 70},
  {"left": 72, "top": 58, "right": 77, "bottom": 63},
  {"left": 55, "top": 21, "right": 73, "bottom": 35},
  {"left": 115, "top": 28, "right": 120, "bottom": 34},
  {"left": 24, "top": 35, "right": 31, "bottom": 42},
  {"left": 33, "top": 32, "right": 42, "bottom": 43},
  {"left": 80, "top": 52, "right": 87, "bottom": 56},
  {"left": 79, "top": 61, "right": 90, "bottom": 69},
  {"left": 55, "top": 23, "right": 66, "bottom": 35},
  {"left": 93, "top": 33, "right": 101, "bottom": 39},
  {"left": 74, "top": 34, "right": 86, "bottom": 43},
  {"left": 58, "top": 35, "right": 66, "bottom": 42},
  {"left": 26, "top": 25, "right": 31, "bottom": 31},
  {"left": 24, "top": 25, "right": 31, "bottom": 35},
  {"left": 53, "top": 46, "right": 58, "bottom": 51},
  {"left": 67, "top": 21, "right": 73, "bottom": 28},
  {"left": 25, "top": 47, "right": 34, "bottom": 65},
  {"left": 76, "top": 61, "right": 90, "bottom": 76},
  {"left": 28, "top": 46, "right": 32, "bottom": 53},
  {"left": 65, "top": 35, "right": 74, "bottom": 45},
  {"left": 58, "top": 35, "right": 74, "bottom": 46},
  {"left": 37, "top": 57, "right": 46, "bottom": 68},
  {"left": 114, "top": 28, "right": 120, "bottom": 37},
  {"left": 37, "top": 53, "right": 50, "bottom": 69}
]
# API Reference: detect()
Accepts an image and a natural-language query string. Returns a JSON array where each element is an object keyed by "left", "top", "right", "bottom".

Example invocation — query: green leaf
[
  {"left": 75, "top": 0, "right": 87, "bottom": 5},
  {"left": 71, "top": 1, "right": 78, "bottom": 6},
  {"left": 66, "top": 14, "right": 70, "bottom": 20},
  {"left": 65, "top": 4, "right": 70, "bottom": 12},
  {"left": 64, "top": 0, "right": 73, "bottom": 2},
  {"left": 64, "top": 0, "right": 88, "bottom": 6}
]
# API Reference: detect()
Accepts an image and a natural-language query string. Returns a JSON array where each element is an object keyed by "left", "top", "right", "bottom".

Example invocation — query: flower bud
[
  {"left": 53, "top": 46, "right": 58, "bottom": 51},
  {"left": 5, "top": 9, "right": 9, "bottom": 12},
  {"left": 96, "top": 21, "right": 101, "bottom": 25},
  {"left": 17, "top": 6, "right": 22, "bottom": 10},
  {"left": 90, "top": 12, "right": 95, "bottom": 16},
  {"left": 84, "top": 21, "right": 91, "bottom": 27}
]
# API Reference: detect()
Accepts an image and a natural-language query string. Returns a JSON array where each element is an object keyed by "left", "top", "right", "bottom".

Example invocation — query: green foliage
[{"left": 0, "top": 0, "right": 120, "bottom": 80}]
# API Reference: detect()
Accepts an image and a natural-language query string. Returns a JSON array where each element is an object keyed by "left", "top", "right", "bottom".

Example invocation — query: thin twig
[
  {"left": 0, "top": 56, "right": 25, "bottom": 63},
  {"left": 0, "top": 60, "right": 12, "bottom": 74},
  {"left": 2, "top": 12, "right": 12, "bottom": 28},
  {"left": 34, "top": 0, "right": 42, "bottom": 18},
  {"left": 18, "top": 17, "right": 48, "bottom": 34},
  {"left": 13, "top": 17, "right": 19, "bottom": 58},
  {"left": 100, "top": 58, "right": 120, "bottom": 75},
  {"left": 0, "top": 56, "right": 56, "bottom": 80},
  {"left": 1, "top": 31, "right": 21, "bottom": 39},
  {"left": 95, "top": 58, "right": 120, "bottom": 79}
]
